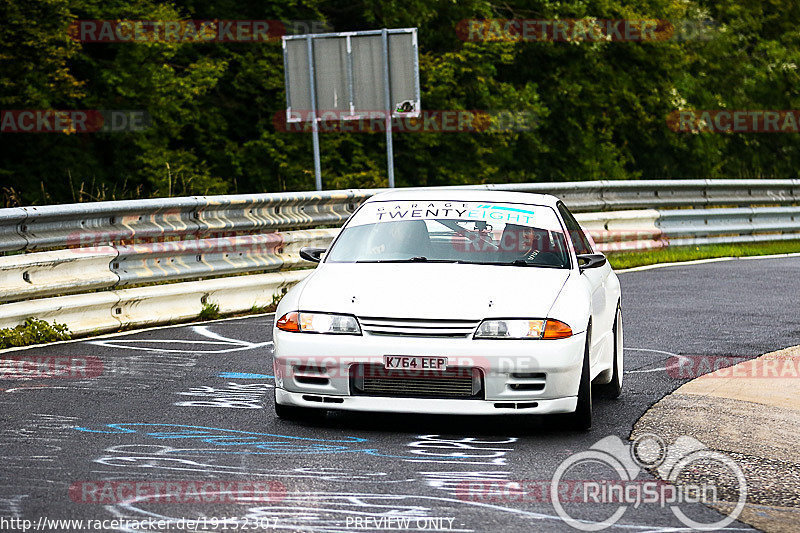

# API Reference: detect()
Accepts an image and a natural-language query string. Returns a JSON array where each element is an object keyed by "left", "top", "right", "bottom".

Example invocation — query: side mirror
[
  {"left": 299, "top": 247, "right": 326, "bottom": 263},
  {"left": 577, "top": 253, "right": 607, "bottom": 272}
]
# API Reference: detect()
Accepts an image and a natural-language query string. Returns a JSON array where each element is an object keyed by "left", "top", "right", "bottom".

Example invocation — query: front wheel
[
  {"left": 566, "top": 330, "right": 592, "bottom": 431},
  {"left": 598, "top": 305, "right": 623, "bottom": 399}
]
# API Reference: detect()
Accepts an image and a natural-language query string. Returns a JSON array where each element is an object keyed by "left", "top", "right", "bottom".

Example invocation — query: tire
[
  {"left": 598, "top": 305, "right": 623, "bottom": 399},
  {"left": 567, "top": 329, "right": 593, "bottom": 431}
]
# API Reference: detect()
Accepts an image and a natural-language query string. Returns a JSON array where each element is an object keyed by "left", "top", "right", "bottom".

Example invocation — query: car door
[{"left": 557, "top": 202, "right": 613, "bottom": 371}]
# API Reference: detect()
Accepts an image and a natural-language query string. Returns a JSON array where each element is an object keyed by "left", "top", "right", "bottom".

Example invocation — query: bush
[{"left": 0, "top": 318, "right": 71, "bottom": 349}]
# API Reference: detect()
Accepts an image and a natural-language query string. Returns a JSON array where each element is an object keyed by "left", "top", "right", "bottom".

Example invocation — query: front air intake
[{"left": 349, "top": 363, "right": 483, "bottom": 399}]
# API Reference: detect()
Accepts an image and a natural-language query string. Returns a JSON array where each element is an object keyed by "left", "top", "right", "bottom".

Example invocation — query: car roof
[{"left": 364, "top": 187, "right": 562, "bottom": 207}]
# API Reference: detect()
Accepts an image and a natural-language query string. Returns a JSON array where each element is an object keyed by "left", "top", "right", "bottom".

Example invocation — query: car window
[
  {"left": 325, "top": 200, "right": 571, "bottom": 268},
  {"left": 557, "top": 202, "right": 594, "bottom": 255}
]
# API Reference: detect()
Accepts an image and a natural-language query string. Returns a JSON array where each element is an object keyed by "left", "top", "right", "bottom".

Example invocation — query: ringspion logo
[{"left": 550, "top": 434, "right": 746, "bottom": 530}]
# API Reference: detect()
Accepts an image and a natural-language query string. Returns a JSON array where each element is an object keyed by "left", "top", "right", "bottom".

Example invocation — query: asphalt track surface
[{"left": 1, "top": 256, "right": 799, "bottom": 532}]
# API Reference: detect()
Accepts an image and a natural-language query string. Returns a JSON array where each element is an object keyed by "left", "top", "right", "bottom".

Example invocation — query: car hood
[{"left": 298, "top": 263, "right": 570, "bottom": 320}]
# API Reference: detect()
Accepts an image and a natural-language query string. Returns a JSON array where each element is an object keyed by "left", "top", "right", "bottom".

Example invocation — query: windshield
[{"left": 325, "top": 200, "right": 571, "bottom": 268}]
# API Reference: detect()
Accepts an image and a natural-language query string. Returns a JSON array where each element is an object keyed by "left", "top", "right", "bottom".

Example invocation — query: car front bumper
[
  {"left": 272, "top": 329, "right": 586, "bottom": 415},
  {"left": 275, "top": 388, "right": 578, "bottom": 415}
]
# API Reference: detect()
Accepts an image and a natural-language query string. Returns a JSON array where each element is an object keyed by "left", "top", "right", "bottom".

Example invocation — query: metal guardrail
[
  {"left": 0, "top": 270, "right": 310, "bottom": 336},
  {"left": 575, "top": 210, "right": 667, "bottom": 252},
  {"left": 1, "top": 180, "right": 800, "bottom": 338},
  {"left": 0, "top": 229, "right": 338, "bottom": 302},
  {"left": 2, "top": 190, "right": 374, "bottom": 253},
  {"left": 113, "top": 228, "right": 335, "bottom": 286},
  {"left": 658, "top": 206, "right": 800, "bottom": 247},
  {"left": 0, "top": 208, "right": 27, "bottom": 253},
  {"left": 579, "top": 206, "right": 800, "bottom": 252},
  {"left": 0, "top": 247, "right": 119, "bottom": 302},
  {"left": 658, "top": 206, "right": 800, "bottom": 237},
  {"left": 2, "top": 180, "right": 799, "bottom": 253}
]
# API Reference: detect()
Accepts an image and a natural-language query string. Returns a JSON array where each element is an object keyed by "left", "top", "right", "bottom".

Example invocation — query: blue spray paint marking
[
  {"left": 73, "top": 423, "right": 451, "bottom": 459},
  {"left": 218, "top": 372, "right": 274, "bottom": 379}
]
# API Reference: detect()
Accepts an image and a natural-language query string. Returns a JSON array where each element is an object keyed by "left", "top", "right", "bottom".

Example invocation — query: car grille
[
  {"left": 350, "top": 364, "right": 483, "bottom": 399},
  {"left": 358, "top": 317, "right": 480, "bottom": 338}
]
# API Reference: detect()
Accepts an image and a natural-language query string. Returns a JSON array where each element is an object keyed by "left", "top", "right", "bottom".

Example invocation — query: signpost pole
[
  {"left": 381, "top": 29, "right": 395, "bottom": 188},
  {"left": 306, "top": 35, "right": 322, "bottom": 191}
]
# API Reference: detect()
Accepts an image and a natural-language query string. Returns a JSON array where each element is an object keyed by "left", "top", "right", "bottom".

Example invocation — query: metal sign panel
[{"left": 283, "top": 28, "right": 420, "bottom": 122}]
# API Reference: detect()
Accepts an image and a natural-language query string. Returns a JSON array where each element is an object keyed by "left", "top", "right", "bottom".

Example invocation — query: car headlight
[
  {"left": 474, "top": 319, "right": 572, "bottom": 339},
  {"left": 276, "top": 311, "right": 361, "bottom": 335}
]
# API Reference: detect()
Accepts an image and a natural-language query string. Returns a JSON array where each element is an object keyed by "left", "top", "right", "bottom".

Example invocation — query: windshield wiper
[
  {"left": 505, "top": 260, "right": 565, "bottom": 268},
  {"left": 355, "top": 257, "right": 457, "bottom": 264},
  {"left": 449, "top": 259, "right": 534, "bottom": 266},
  {"left": 453, "top": 259, "right": 564, "bottom": 268},
  {"left": 352, "top": 258, "right": 564, "bottom": 267}
]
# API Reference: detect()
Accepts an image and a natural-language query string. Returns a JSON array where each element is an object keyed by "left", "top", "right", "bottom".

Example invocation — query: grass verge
[{"left": 607, "top": 239, "right": 800, "bottom": 270}]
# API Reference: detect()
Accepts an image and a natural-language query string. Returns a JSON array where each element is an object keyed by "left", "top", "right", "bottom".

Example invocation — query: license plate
[{"left": 384, "top": 356, "right": 447, "bottom": 370}]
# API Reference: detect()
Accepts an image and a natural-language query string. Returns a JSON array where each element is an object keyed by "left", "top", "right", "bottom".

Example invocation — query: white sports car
[{"left": 272, "top": 189, "right": 622, "bottom": 429}]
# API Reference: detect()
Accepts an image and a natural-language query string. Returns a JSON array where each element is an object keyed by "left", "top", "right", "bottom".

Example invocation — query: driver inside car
[
  {"left": 499, "top": 224, "right": 564, "bottom": 266},
  {"left": 367, "top": 220, "right": 431, "bottom": 259}
]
